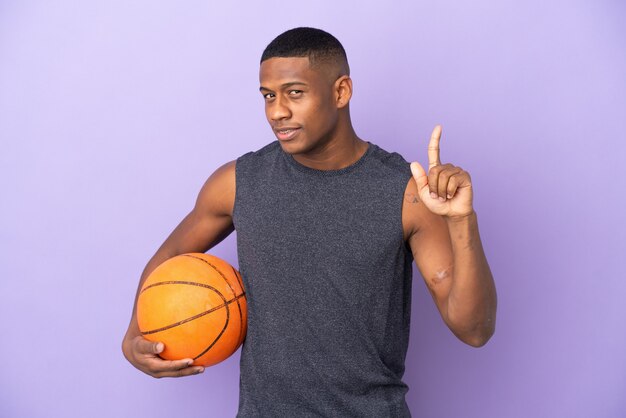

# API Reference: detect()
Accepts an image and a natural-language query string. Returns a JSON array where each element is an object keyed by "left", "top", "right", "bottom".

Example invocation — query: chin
[{"left": 276, "top": 138, "right": 312, "bottom": 155}]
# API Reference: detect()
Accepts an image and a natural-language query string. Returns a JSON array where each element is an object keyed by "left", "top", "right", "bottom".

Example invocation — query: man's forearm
[{"left": 445, "top": 211, "right": 497, "bottom": 346}]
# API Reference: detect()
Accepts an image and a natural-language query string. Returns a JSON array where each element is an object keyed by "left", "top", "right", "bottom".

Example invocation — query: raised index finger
[{"left": 428, "top": 125, "right": 442, "bottom": 169}]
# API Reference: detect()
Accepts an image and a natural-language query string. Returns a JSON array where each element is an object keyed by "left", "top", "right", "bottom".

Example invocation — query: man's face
[{"left": 259, "top": 57, "right": 339, "bottom": 155}]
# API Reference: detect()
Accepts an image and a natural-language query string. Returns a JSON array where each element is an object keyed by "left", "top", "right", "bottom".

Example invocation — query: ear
[{"left": 334, "top": 75, "right": 352, "bottom": 109}]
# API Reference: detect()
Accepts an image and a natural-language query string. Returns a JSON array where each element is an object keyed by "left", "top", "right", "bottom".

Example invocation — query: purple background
[{"left": 1, "top": 1, "right": 625, "bottom": 417}]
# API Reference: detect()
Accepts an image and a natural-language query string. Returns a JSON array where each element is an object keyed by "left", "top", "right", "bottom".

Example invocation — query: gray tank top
[{"left": 233, "top": 141, "right": 414, "bottom": 417}]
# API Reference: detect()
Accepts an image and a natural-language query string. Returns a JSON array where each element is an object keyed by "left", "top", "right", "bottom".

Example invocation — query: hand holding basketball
[
  {"left": 410, "top": 125, "right": 474, "bottom": 219},
  {"left": 123, "top": 253, "right": 247, "bottom": 377},
  {"left": 122, "top": 333, "right": 204, "bottom": 378}
]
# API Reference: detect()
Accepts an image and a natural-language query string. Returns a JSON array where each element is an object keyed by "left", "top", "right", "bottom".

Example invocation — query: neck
[{"left": 291, "top": 116, "right": 368, "bottom": 171}]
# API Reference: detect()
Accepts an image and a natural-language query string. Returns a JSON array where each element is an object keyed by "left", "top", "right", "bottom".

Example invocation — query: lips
[{"left": 274, "top": 127, "right": 301, "bottom": 141}]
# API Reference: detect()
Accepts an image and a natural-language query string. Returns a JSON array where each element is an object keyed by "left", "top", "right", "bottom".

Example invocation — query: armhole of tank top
[
  {"left": 232, "top": 157, "right": 242, "bottom": 229},
  {"left": 374, "top": 150, "right": 413, "bottom": 255},
  {"left": 232, "top": 145, "right": 275, "bottom": 228},
  {"left": 399, "top": 172, "right": 414, "bottom": 258}
]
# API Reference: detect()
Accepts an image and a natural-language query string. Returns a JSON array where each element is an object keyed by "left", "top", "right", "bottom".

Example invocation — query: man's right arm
[{"left": 121, "top": 160, "right": 237, "bottom": 378}]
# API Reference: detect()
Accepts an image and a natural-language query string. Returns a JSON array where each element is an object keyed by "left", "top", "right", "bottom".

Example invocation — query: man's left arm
[{"left": 404, "top": 125, "right": 497, "bottom": 347}]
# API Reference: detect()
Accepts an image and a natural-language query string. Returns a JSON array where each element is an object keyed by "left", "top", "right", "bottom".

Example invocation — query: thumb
[
  {"left": 410, "top": 162, "right": 428, "bottom": 191},
  {"left": 153, "top": 342, "right": 164, "bottom": 354},
  {"left": 136, "top": 337, "right": 164, "bottom": 355}
]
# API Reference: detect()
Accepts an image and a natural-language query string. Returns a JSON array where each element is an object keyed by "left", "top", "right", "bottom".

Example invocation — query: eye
[
  {"left": 262, "top": 92, "right": 275, "bottom": 100},
  {"left": 288, "top": 90, "right": 303, "bottom": 96}
]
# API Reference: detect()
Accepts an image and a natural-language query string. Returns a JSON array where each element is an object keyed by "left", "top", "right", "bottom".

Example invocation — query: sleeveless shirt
[{"left": 233, "top": 140, "right": 414, "bottom": 417}]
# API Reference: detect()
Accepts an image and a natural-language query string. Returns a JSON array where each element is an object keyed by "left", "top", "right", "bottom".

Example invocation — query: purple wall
[{"left": 1, "top": 1, "right": 624, "bottom": 417}]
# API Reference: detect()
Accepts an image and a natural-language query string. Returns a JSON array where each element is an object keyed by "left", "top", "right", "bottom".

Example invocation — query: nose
[{"left": 267, "top": 96, "right": 291, "bottom": 122}]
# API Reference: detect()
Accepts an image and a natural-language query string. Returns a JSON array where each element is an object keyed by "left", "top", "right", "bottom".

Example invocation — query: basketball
[{"left": 137, "top": 253, "right": 247, "bottom": 367}]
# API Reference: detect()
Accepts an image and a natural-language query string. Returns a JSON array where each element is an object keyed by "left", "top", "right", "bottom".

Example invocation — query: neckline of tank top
[{"left": 282, "top": 141, "right": 375, "bottom": 177}]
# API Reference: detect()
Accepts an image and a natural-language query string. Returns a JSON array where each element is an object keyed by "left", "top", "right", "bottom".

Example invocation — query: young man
[{"left": 122, "top": 27, "right": 497, "bottom": 417}]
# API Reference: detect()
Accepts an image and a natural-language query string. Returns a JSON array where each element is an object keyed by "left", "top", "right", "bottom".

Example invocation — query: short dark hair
[{"left": 261, "top": 27, "right": 349, "bottom": 75}]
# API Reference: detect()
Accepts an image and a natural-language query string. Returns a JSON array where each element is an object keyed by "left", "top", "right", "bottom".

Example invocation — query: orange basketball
[{"left": 137, "top": 253, "right": 247, "bottom": 367}]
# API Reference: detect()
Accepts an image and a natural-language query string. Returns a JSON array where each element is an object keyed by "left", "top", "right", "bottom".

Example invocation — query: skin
[{"left": 122, "top": 55, "right": 497, "bottom": 378}]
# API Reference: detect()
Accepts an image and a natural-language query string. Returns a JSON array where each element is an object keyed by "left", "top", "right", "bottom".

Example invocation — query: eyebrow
[{"left": 259, "top": 81, "right": 308, "bottom": 92}]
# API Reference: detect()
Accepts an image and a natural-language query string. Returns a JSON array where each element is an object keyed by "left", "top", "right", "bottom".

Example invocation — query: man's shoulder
[
  {"left": 237, "top": 141, "right": 281, "bottom": 162},
  {"left": 235, "top": 141, "right": 281, "bottom": 182},
  {"left": 367, "top": 142, "right": 412, "bottom": 178}
]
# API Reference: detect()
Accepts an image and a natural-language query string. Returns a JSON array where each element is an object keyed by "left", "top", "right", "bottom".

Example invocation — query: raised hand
[{"left": 409, "top": 125, "right": 474, "bottom": 218}]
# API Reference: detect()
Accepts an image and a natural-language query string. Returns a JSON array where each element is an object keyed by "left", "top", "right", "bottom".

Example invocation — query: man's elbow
[
  {"left": 447, "top": 300, "right": 497, "bottom": 348},
  {"left": 459, "top": 322, "right": 495, "bottom": 348}
]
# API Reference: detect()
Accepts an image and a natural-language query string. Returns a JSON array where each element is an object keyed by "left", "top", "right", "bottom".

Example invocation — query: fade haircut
[{"left": 261, "top": 27, "right": 350, "bottom": 76}]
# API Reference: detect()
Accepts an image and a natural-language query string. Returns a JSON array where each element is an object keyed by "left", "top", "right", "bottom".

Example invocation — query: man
[{"left": 122, "top": 27, "right": 497, "bottom": 417}]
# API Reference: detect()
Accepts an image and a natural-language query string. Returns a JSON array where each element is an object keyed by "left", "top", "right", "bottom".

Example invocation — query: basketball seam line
[
  {"left": 183, "top": 254, "right": 247, "bottom": 352},
  {"left": 141, "top": 280, "right": 234, "bottom": 293},
  {"left": 140, "top": 291, "right": 245, "bottom": 335},
  {"left": 181, "top": 255, "right": 242, "bottom": 300},
  {"left": 230, "top": 266, "right": 245, "bottom": 347}
]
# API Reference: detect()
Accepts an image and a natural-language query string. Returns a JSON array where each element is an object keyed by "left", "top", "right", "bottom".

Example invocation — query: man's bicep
[
  {"left": 409, "top": 209, "right": 454, "bottom": 317},
  {"left": 156, "top": 160, "right": 236, "bottom": 256}
]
